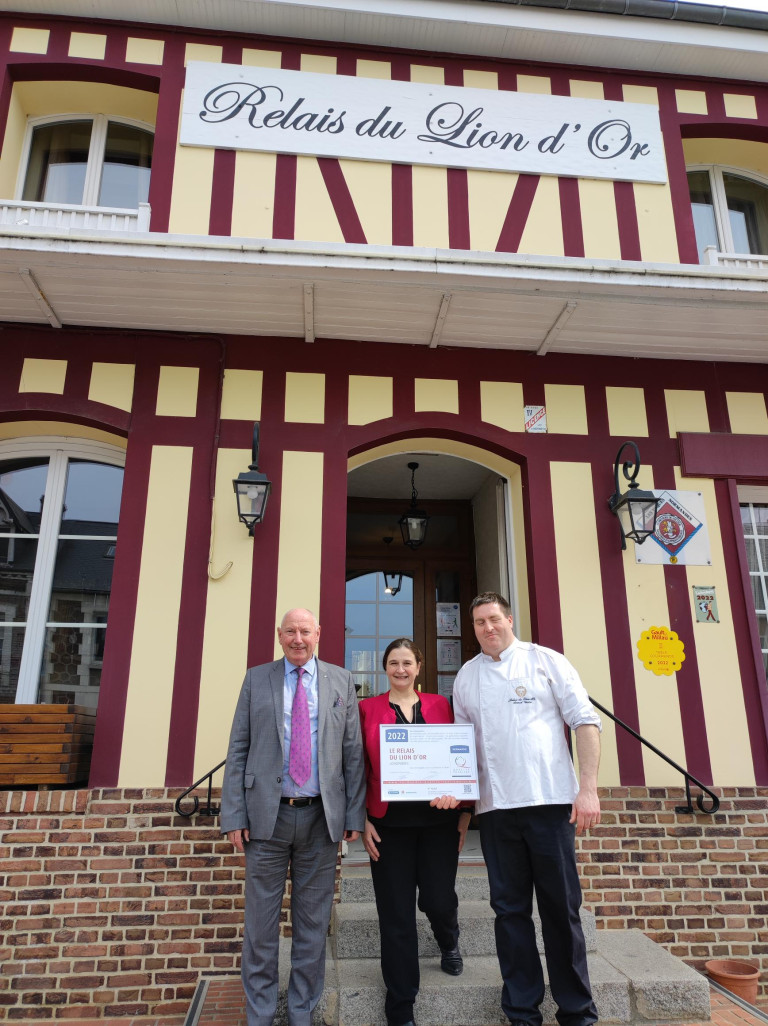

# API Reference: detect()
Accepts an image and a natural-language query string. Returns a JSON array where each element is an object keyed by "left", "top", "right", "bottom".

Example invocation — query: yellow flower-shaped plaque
[{"left": 636, "top": 626, "right": 685, "bottom": 676}]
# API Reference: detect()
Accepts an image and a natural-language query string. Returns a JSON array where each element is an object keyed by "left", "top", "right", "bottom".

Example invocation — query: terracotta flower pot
[{"left": 705, "top": 959, "right": 760, "bottom": 1004}]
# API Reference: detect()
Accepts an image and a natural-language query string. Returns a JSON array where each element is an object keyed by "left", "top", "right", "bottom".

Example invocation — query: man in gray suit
[{"left": 221, "top": 607, "right": 366, "bottom": 1026}]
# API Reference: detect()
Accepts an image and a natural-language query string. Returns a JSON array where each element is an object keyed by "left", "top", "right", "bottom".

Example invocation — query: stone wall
[{"left": 0, "top": 786, "right": 766, "bottom": 1019}]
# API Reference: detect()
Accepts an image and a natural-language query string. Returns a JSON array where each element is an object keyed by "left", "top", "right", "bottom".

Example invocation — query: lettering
[
  {"left": 587, "top": 119, "right": 652, "bottom": 161},
  {"left": 355, "top": 106, "right": 406, "bottom": 139},
  {"left": 418, "top": 102, "right": 528, "bottom": 152},
  {"left": 200, "top": 82, "right": 346, "bottom": 133}
]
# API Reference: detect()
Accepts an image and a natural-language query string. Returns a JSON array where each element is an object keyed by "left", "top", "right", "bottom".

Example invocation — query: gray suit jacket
[{"left": 220, "top": 658, "right": 366, "bottom": 843}]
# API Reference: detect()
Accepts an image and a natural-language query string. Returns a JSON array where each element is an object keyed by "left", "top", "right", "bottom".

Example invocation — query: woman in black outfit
[{"left": 358, "top": 638, "right": 472, "bottom": 1026}]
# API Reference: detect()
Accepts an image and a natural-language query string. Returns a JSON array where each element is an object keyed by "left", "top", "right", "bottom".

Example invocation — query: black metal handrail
[
  {"left": 589, "top": 695, "right": 720, "bottom": 815},
  {"left": 174, "top": 759, "right": 226, "bottom": 818}
]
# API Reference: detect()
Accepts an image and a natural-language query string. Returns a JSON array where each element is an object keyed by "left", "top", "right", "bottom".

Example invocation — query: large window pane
[
  {"left": 742, "top": 503, "right": 768, "bottom": 679},
  {"left": 0, "top": 625, "right": 24, "bottom": 704},
  {"left": 346, "top": 636, "right": 377, "bottom": 673},
  {"left": 23, "top": 121, "right": 92, "bottom": 204},
  {"left": 98, "top": 122, "right": 153, "bottom": 208},
  {"left": 379, "top": 602, "right": 413, "bottom": 637},
  {"left": 0, "top": 460, "right": 47, "bottom": 533},
  {"left": 345, "top": 604, "right": 376, "bottom": 637},
  {"left": 0, "top": 538, "right": 38, "bottom": 621},
  {"left": 723, "top": 173, "right": 768, "bottom": 255},
  {"left": 62, "top": 461, "right": 123, "bottom": 526},
  {"left": 38, "top": 625, "right": 105, "bottom": 707},
  {"left": 47, "top": 540, "right": 114, "bottom": 623},
  {"left": 688, "top": 170, "right": 719, "bottom": 262}
]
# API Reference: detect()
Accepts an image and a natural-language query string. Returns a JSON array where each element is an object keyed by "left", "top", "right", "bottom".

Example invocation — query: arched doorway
[{"left": 345, "top": 441, "right": 528, "bottom": 699}]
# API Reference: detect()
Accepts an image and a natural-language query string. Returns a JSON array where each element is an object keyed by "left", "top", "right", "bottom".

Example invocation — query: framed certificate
[{"left": 379, "top": 722, "right": 479, "bottom": 801}]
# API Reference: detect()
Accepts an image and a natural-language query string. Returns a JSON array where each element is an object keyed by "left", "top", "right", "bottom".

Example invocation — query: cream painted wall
[
  {"left": 480, "top": 381, "right": 525, "bottom": 433},
  {"left": 231, "top": 152, "right": 277, "bottom": 239},
  {"left": 518, "top": 174, "right": 564, "bottom": 257},
  {"left": 414, "top": 378, "right": 459, "bottom": 414},
  {"left": 579, "top": 179, "right": 621, "bottom": 259},
  {"left": 472, "top": 474, "right": 505, "bottom": 596},
  {"left": 726, "top": 392, "right": 768, "bottom": 434},
  {"left": 340, "top": 159, "right": 392, "bottom": 246},
  {"left": 230, "top": 49, "right": 281, "bottom": 239},
  {"left": 724, "top": 94, "right": 758, "bottom": 120},
  {"left": 88, "top": 363, "right": 135, "bottom": 412},
  {"left": 168, "top": 43, "right": 222, "bottom": 236},
  {"left": 119, "top": 445, "right": 194, "bottom": 785},
  {"left": 621, "top": 463, "right": 687, "bottom": 785},
  {"left": 468, "top": 170, "right": 519, "bottom": 252},
  {"left": 285, "top": 372, "right": 325, "bottom": 423},
  {"left": 221, "top": 369, "right": 263, "bottom": 421},
  {"left": 683, "top": 139, "right": 768, "bottom": 177},
  {"left": 10, "top": 27, "right": 49, "bottom": 53},
  {"left": 544, "top": 384, "right": 588, "bottom": 434},
  {"left": 19, "top": 358, "right": 67, "bottom": 394},
  {"left": 606, "top": 387, "right": 649, "bottom": 437},
  {"left": 676, "top": 470, "right": 755, "bottom": 785},
  {"left": 68, "top": 32, "right": 107, "bottom": 60},
  {"left": 295, "top": 155, "right": 345, "bottom": 244},
  {"left": 273, "top": 451, "right": 325, "bottom": 655},
  {"left": 411, "top": 65, "right": 450, "bottom": 250},
  {"left": 193, "top": 447, "right": 257, "bottom": 779},
  {"left": 665, "top": 390, "right": 710, "bottom": 435},
  {"left": 550, "top": 461, "right": 619, "bottom": 785},
  {"left": 156, "top": 366, "right": 200, "bottom": 417},
  {"left": 0, "top": 420, "right": 127, "bottom": 446},
  {"left": 676, "top": 90, "right": 708, "bottom": 116},
  {"left": 348, "top": 375, "right": 393, "bottom": 425},
  {"left": 126, "top": 37, "right": 165, "bottom": 65}
]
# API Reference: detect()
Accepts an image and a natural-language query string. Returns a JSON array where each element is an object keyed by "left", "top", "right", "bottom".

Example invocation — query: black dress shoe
[
  {"left": 440, "top": 945, "right": 463, "bottom": 975},
  {"left": 388, "top": 1021, "right": 415, "bottom": 1026}
]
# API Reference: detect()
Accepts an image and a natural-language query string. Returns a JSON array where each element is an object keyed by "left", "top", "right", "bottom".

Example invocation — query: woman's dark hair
[{"left": 382, "top": 637, "right": 424, "bottom": 671}]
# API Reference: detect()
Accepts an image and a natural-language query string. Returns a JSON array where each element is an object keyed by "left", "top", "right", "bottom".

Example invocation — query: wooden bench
[{"left": 0, "top": 705, "right": 96, "bottom": 787}]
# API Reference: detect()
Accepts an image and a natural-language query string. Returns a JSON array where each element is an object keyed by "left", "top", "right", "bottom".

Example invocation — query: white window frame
[
  {"left": 15, "top": 113, "right": 155, "bottom": 210},
  {"left": 688, "top": 163, "right": 768, "bottom": 256},
  {"left": 0, "top": 435, "right": 125, "bottom": 703},
  {"left": 738, "top": 486, "right": 768, "bottom": 677}
]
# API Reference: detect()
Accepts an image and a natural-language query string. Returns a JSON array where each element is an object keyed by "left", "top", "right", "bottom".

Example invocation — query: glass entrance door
[{"left": 345, "top": 570, "right": 415, "bottom": 697}]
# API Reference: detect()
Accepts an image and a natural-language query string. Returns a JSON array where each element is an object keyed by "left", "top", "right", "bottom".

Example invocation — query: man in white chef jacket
[{"left": 453, "top": 592, "right": 601, "bottom": 1026}]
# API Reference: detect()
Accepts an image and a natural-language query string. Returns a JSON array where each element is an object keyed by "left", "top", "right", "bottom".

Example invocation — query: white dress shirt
[{"left": 453, "top": 638, "right": 601, "bottom": 815}]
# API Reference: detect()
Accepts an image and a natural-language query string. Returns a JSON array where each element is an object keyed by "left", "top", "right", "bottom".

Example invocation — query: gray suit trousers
[{"left": 242, "top": 802, "right": 337, "bottom": 1026}]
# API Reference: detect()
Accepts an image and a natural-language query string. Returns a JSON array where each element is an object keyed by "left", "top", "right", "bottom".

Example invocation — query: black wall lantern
[
  {"left": 398, "top": 461, "right": 430, "bottom": 549},
  {"left": 234, "top": 423, "right": 272, "bottom": 536},
  {"left": 608, "top": 441, "right": 661, "bottom": 550},
  {"left": 382, "top": 537, "right": 403, "bottom": 595}
]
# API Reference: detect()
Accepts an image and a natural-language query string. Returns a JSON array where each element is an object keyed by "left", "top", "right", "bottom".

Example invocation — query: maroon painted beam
[{"left": 679, "top": 432, "right": 768, "bottom": 481}]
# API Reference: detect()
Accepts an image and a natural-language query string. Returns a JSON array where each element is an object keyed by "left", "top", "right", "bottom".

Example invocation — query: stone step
[
  {"left": 331, "top": 899, "right": 598, "bottom": 958},
  {"left": 331, "top": 930, "right": 711, "bottom": 1026},
  {"left": 196, "top": 929, "right": 710, "bottom": 1026}
]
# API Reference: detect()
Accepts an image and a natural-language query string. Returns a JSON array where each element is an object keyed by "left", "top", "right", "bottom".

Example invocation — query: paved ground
[{"left": 28, "top": 984, "right": 767, "bottom": 1026}]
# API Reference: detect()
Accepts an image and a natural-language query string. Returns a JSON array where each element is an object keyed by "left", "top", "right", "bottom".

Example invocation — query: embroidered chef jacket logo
[{"left": 508, "top": 678, "right": 536, "bottom": 704}]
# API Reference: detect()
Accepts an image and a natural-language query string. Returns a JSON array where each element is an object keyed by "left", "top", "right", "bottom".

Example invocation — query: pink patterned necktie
[{"left": 289, "top": 667, "right": 311, "bottom": 787}]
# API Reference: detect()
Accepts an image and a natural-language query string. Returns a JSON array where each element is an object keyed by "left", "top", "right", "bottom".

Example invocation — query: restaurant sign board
[{"left": 180, "top": 62, "right": 668, "bottom": 185}]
